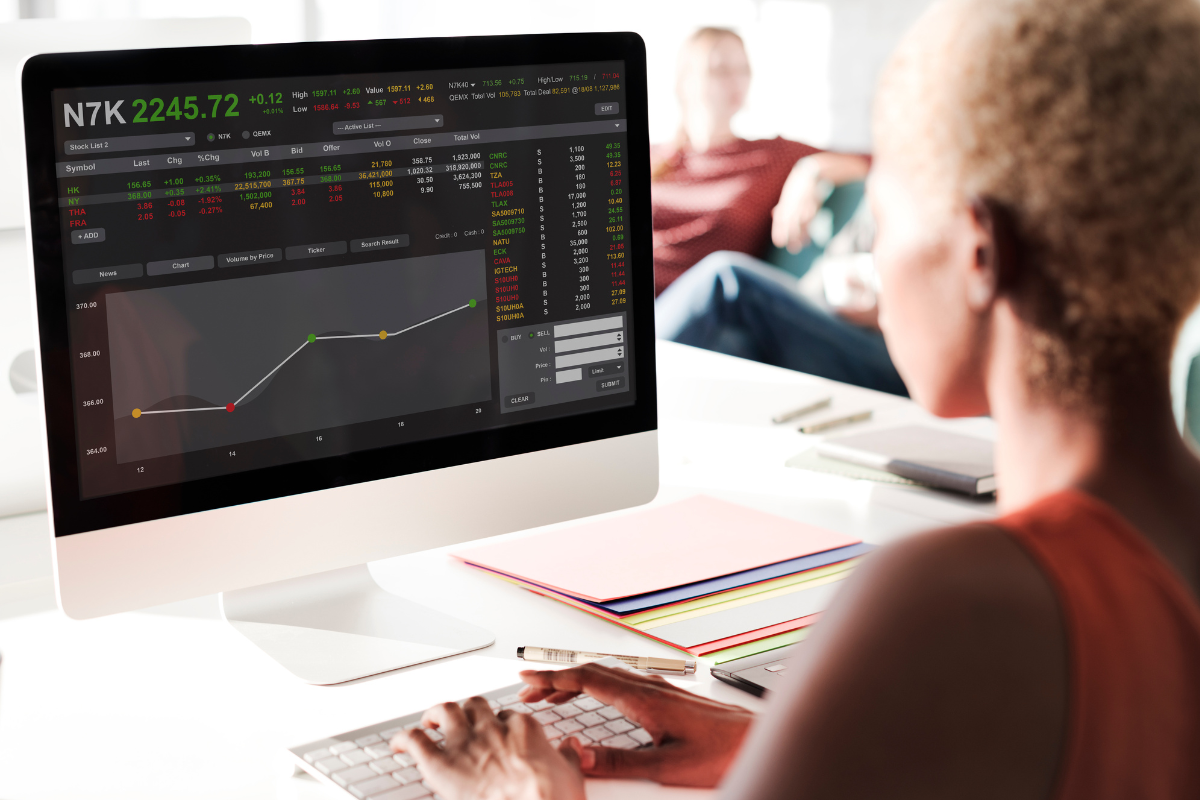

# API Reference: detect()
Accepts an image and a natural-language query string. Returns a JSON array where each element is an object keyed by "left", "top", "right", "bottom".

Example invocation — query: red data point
[{"left": 226, "top": 403, "right": 235, "bottom": 413}]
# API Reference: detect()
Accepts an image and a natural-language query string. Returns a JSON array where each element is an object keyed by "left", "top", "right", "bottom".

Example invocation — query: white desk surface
[{"left": 0, "top": 340, "right": 996, "bottom": 800}]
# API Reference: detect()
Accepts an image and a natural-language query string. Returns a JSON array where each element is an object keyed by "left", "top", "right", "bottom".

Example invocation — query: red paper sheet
[{"left": 453, "top": 495, "right": 859, "bottom": 602}]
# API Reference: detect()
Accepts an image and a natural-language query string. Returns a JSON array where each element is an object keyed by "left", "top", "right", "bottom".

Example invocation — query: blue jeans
[{"left": 655, "top": 251, "right": 908, "bottom": 396}]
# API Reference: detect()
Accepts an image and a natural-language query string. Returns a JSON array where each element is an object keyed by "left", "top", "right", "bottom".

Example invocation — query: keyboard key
[
  {"left": 331, "top": 741, "right": 358, "bottom": 755},
  {"left": 380, "top": 727, "right": 404, "bottom": 740},
  {"left": 581, "top": 725, "right": 611, "bottom": 742},
  {"left": 365, "top": 744, "right": 395, "bottom": 759},
  {"left": 341, "top": 749, "right": 372, "bottom": 766},
  {"left": 315, "top": 756, "right": 347, "bottom": 775},
  {"left": 393, "top": 752, "right": 415, "bottom": 768},
  {"left": 574, "top": 696, "right": 604, "bottom": 712},
  {"left": 597, "top": 706, "right": 624, "bottom": 721},
  {"left": 423, "top": 729, "right": 444, "bottom": 743},
  {"left": 393, "top": 766, "right": 422, "bottom": 784},
  {"left": 333, "top": 765, "right": 378, "bottom": 787},
  {"left": 527, "top": 700, "right": 554, "bottom": 711},
  {"left": 356, "top": 734, "right": 383, "bottom": 747},
  {"left": 553, "top": 703, "right": 582, "bottom": 719},
  {"left": 574, "top": 712, "right": 606, "bottom": 728},
  {"left": 532, "top": 709, "right": 562, "bottom": 725},
  {"left": 629, "top": 728, "right": 653, "bottom": 746},
  {"left": 497, "top": 694, "right": 522, "bottom": 706},
  {"left": 501, "top": 702, "right": 533, "bottom": 714},
  {"left": 543, "top": 725, "right": 563, "bottom": 741},
  {"left": 600, "top": 734, "right": 639, "bottom": 750},
  {"left": 553, "top": 718, "right": 584, "bottom": 734},
  {"left": 304, "top": 747, "right": 332, "bottom": 763},
  {"left": 488, "top": 700, "right": 501, "bottom": 711},
  {"left": 604, "top": 719, "right": 635, "bottom": 735},
  {"left": 370, "top": 757, "right": 401, "bottom": 774},
  {"left": 350, "top": 774, "right": 400, "bottom": 799},
  {"left": 374, "top": 784, "right": 431, "bottom": 800}
]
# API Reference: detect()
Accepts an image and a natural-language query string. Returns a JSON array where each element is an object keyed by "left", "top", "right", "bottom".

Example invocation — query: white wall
[
  {"left": 823, "top": 0, "right": 933, "bottom": 151},
  {"left": 24, "top": 0, "right": 933, "bottom": 151}
]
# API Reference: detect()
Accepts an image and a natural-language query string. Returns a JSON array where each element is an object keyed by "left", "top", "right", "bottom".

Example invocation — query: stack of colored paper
[{"left": 453, "top": 495, "right": 872, "bottom": 664}]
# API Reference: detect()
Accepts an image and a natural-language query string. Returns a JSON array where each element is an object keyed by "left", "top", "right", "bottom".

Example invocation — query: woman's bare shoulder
[{"left": 724, "top": 523, "right": 1068, "bottom": 800}]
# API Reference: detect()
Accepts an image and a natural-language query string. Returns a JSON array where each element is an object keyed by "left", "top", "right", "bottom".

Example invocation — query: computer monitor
[{"left": 23, "top": 33, "right": 657, "bottom": 684}]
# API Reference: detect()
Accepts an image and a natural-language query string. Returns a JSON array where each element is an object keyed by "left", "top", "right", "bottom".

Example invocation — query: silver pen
[
  {"left": 771, "top": 396, "right": 832, "bottom": 424},
  {"left": 518, "top": 646, "right": 696, "bottom": 675},
  {"left": 799, "top": 409, "right": 872, "bottom": 434}
]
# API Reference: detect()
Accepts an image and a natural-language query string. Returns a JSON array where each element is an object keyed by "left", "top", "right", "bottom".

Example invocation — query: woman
[
  {"left": 652, "top": 27, "right": 904, "bottom": 395},
  {"left": 650, "top": 27, "right": 870, "bottom": 296},
  {"left": 395, "top": 0, "right": 1200, "bottom": 797}
]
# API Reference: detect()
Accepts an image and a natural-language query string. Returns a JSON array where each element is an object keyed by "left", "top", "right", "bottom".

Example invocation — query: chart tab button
[
  {"left": 71, "top": 228, "right": 105, "bottom": 244},
  {"left": 147, "top": 255, "right": 214, "bottom": 276},
  {"left": 286, "top": 241, "right": 348, "bottom": 260},
  {"left": 72, "top": 263, "right": 142, "bottom": 285}
]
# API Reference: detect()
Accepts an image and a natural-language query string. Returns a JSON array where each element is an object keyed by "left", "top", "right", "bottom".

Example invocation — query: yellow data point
[
  {"left": 379, "top": 330, "right": 388, "bottom": 340},
  {"left": 132, "top": 408, "right": 142, "bottom": 419}
]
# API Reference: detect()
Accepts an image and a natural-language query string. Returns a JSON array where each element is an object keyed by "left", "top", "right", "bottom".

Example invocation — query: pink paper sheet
[{"left": 453, "top": 495, "right": 859, "bottom": 602}]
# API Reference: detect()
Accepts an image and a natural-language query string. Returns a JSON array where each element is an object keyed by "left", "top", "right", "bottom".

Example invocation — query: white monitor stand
[{"left": 54, "top": 431, "right": 658, "bottom": 684}]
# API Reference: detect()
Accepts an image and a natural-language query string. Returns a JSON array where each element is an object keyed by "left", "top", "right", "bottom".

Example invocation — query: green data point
[
  {"left": 308, "top": 334, "right": 316, "bottom": 343},
  {"left": 468, "top": 299, "right": 477, "bottom": 308}
]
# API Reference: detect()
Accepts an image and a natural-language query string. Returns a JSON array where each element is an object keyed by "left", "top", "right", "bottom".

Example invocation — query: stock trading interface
[{"left": 52, "top": 61, "right": 633, "bottom": 499}]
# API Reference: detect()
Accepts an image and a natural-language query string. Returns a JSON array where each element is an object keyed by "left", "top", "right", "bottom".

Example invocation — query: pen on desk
[
  {"left": 518, "top": 646, "right": 696, "bottom": 675},
  {"left": 771, "top": 396, "right": 832, "bottom": 424},
  {"left": 798, "top": 409, "right": 873, "bottom": 434}
]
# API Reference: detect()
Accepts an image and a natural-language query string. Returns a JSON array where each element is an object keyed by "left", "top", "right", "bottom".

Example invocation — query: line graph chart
[
  {"left": 130, "top": 300, "right": 478, "bottom": 419},
  {"left": 106, "top": 250, "right": 490, "bottom": 463}
]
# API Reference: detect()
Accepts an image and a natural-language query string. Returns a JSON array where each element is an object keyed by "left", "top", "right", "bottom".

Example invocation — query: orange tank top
[{"left": 996, "top": 489, "right": 1200, "bottom": 799}]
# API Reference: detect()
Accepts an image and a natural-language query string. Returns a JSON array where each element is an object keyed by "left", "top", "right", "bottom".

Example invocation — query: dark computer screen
[{"left": 41, "top": 51, "right": 640, "bottom": 508}]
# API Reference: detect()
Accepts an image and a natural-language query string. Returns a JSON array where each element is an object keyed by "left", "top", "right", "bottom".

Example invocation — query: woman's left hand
[{"left": 391, "top": 697, "right": 587, "bottom": 800}]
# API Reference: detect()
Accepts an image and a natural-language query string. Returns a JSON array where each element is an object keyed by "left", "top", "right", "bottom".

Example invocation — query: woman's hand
[
  {"left": 391, "top": 697, "right": 586, "bottom": 800},
  {"left": 518, "top": 663, "right": 755, "bottom": 787}
]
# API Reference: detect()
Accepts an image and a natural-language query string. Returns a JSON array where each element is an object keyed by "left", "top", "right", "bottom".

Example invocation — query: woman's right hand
[{"left": 517, "top": 663, "right": 755, "bottom": 787}]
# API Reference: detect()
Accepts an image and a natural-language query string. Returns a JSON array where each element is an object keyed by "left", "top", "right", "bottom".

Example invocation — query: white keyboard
[{"left": 289, "top": 681, "right": 653, "bottom": 799}]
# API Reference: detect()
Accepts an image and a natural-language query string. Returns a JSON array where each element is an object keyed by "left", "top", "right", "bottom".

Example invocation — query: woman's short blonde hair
[{"left": 878, "top": 0, "right": 1200, "bottom": 406}]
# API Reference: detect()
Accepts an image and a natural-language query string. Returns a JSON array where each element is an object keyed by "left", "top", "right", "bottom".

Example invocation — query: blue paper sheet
[{"left": 594, "top": 542, "right": 874, "bottom": 614}]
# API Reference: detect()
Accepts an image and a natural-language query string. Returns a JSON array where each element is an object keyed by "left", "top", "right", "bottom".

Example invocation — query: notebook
[{"left": 816, "top": 426, "right": 996, "bottom": 496}]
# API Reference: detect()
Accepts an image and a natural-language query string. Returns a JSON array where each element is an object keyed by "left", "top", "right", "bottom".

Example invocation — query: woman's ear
[{"left": 966, "top": 197, "right": 1022, "bottom": 312}]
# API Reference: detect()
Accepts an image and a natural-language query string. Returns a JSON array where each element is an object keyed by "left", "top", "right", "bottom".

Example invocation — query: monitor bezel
[{"left": 23, "top": 32, "right": 656, "bottom": 537}]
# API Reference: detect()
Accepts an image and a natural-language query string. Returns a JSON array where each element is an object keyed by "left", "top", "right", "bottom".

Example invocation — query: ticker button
[
  {"left": 505, "top": 393, "right": 535, "bottom": 407},
  {"left": 147, "top": 255, "right": 214, "bottom": 276},
  {"left": 351, "top": 234, "right": 410, "bottom": 253},
  {"left": 286, "top": 241, "right": 348, "bottom": 260},
  {"left": 596, "top": 376, "right": 625, "bottom": 392},
  {"left": 72, "top": 263, "right": 143, "bottom": 285},
  {"left": 71, "top": 228, "right": 105, "bottom": 244},
  {"left": 595, "top": 102, "right": 619, "bottom": 116}
]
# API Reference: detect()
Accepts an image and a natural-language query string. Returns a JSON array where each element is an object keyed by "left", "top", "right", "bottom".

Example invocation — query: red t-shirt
[{"left": 650, "top": 137, "right": 817, "bottom": 295}]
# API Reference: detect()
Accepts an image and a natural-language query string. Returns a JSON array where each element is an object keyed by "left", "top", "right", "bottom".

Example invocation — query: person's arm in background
[{"left": 771, "top": 153, "right": 871, "bottom": 253}]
